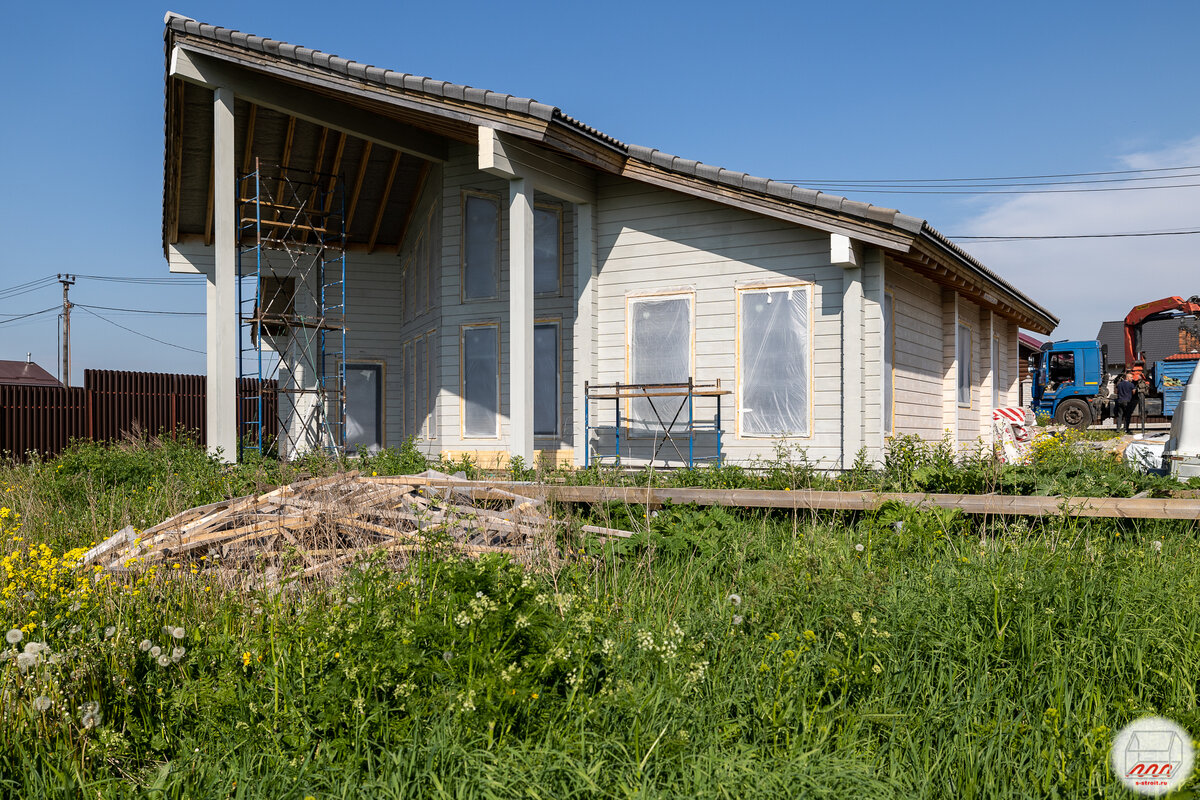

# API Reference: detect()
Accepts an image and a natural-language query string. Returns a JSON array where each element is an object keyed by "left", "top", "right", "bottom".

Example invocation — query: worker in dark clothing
[{"left": 1116, "top": 372, "right": 1137, "bottom": 433}]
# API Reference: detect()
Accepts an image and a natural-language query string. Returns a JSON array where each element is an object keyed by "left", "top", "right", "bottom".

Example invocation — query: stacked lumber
[{"left": 83, "top": 471, "right": 558, "bottom": 582}]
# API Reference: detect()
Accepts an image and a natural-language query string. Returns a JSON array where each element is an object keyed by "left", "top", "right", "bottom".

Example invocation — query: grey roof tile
[
  {"left": 363, "top": 66, "right": 386, "bottom": 83},
  {"left": 693, "top": 162, "right": 722, "bottom": 183},
  {"left": 463, "top": 87, "right": 488, "bottom": 105}
]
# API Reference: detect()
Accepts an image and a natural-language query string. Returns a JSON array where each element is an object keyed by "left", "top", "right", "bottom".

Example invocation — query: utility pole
[{"left": 58, "top": 274, "right": 75, "bottom": 388}]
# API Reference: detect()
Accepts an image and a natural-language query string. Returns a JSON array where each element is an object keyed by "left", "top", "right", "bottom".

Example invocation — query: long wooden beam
[
  {"left": 364, "top": 477, "right": 1200, "bottom": 521},
  {"left": 395, "top": 161, "right": 431, "bottom": 254},
  {"left": 345, "top": 141, "right": 373, "bottom": 233},
  {"left": 368, "top": 150, "right": 403, "bottom": 253}
]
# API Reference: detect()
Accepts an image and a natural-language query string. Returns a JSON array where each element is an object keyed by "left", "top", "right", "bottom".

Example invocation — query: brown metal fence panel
[{"left": 0, "top": 370, "right": 277, "bottom": 461}]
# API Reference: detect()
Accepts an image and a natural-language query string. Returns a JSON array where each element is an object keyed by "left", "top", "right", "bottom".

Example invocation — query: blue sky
[{"left": 3, "top": 1, "right": 1200, "bottom": 382}]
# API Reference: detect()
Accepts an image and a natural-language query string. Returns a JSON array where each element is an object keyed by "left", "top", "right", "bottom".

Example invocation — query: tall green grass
[{"left": 0, "top": 437, "right": 1197, "bottom": 797}]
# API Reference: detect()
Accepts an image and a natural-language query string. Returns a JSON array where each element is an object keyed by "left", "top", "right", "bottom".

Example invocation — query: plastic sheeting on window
[
  {"left": 629, "top": 295, "right": 691, "bottom": 434},
  {"left": 992, "top": 336, "right": 1001, "bottom": 409},
  {"left": 345, "top": 364, "right": 382, "bottom": 455},
  {"left": 404, "top": 341, "right": 414, "bottom": 437},
  {"left": 883, "top": 293, "right": 894, "bottom": 435},
  {"left": 534, "top": 207, "right": 560, "bottom": 294},
  {"left": 415, "top": 335, "right": 427, "bottom": 437},
  {"left": 534, "top": 323, "right": 559, "bottom": 436},
  {"left": 958, "top": 324, "right": 972, "bottom": 405},
  {"left": 464, "top": 195, "right": 498, "bottom": 299},
  {"left": 740, "top": 287, "right": 809, "bottom": 437},
  {"left": 463, "top": 326, "right": 499, "bottom": 437}
]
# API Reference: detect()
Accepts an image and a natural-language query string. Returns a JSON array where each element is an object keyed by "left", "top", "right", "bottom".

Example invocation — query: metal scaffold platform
[
  {"left": 237, "top": 159, "right": 347, "bottom": 460},
  {"left": 584, "top": 379, "right": 730, "bottom": 468}
]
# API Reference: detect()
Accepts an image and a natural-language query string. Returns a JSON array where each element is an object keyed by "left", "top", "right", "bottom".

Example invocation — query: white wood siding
[{"left": 886, "top": 260, "right": 943, "bottom": 441}]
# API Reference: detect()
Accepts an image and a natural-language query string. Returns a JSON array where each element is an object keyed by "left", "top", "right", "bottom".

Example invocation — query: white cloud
[{"left": 952, "top": 136, "right": 1200, "bottom": 340}]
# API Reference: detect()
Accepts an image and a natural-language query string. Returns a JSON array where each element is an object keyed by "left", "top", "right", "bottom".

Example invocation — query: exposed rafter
[
  {"left": 345, "top": 141, "right": 373, "bottom": 234},
  {"left": 368, "top": 150, "right": 403, "bottom": 253},
  {"left": 396, "top": 161, "right": 431, "bottom": 255}
]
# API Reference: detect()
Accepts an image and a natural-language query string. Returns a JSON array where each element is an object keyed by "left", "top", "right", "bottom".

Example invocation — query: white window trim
[
  {"left": 534, "top": 318, "right": 562, "bottom": 439},
  {"left": 342, "top": 359, "right": 386, "bottom": 454},
  {"left": 534, "top": 203, "right": 563, "bottom": 298},
  {"left": 736, "top": 282, "right": 814, "bottom": 439},
  {"left": 460, "top": 190, "right": 501, "bottom": 303},
  {"left": 459, "top": 322, "right": 502, "bottom": 440},
  {"left": 884, "top": 289, "right": 895, "bottom": 436},
  {"left": 958, "top": 322, "right": 973, "bottom": 409}
]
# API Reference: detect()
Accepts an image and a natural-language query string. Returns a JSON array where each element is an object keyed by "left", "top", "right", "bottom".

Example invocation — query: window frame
[
  {"left": 460, "top": 190, "right": 501, "bottom": 303},
  {"left": 883, "top": 290, "right": 895, "bottom": 436},
  {"left": 735, "top": 281, "right": 814, "bottom": 439},
  {"left": 992, "top": 334, "right": 1001, "bottom": 410},
  {"left": 957, "top": 322, "right": 973, "bottom": 408},
  {"left": 425, "top": 327, "right": 438, "bottom": 440},
  {"left": 342, "top": 360, "right": 386, "bottom": 456},
  {"left": 533, "top": 203, "right": 563, "bottom": 298},
  {"left": 533, "top": 318, "right": 562, "bottom": 439},
  {"left": 459, "top": 322, "right": 502, "bottom": 440},
  {"left": 624, "top": 291, "right": 695, "bottom": 437}
]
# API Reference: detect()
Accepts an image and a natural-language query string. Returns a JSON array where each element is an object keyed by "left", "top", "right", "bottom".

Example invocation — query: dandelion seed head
[
  {"left": 138, "top": 639, "right": 152, "bottom": 652},
  {"left": 104, "top": 627, "right": 116, "bottom": 639},
  {"left": 442, "top": 651, "right": 453, "bottom": 663},
  {"left": 171, "top": 627, "right": 185, "bottom": 640},
  {"left": 157, "top": 654, "right": 171, "bottom": 667},
  {"left": 15, "top": 652, "right": 35, "bottom": 673},
  {"left": 727, "top": 593, "right": 742, "bottom": 606},
  {"left": 732, "top": 615, "right": 744, "bottom": 626},
  {"left": 5, "top": 629, "right": 22, "bottom": 645},
  {"left": 1152, "top": 540, "right": 1163, "bottom": 553},
  {"left": 32, "top": 695, "right": 51, "bottom": 712},
  {"left": 855, "top": 543, "right": 865, "bottom": 552},
  {"left": 149, "top": 646, "right": 162, "bottom": 658}
]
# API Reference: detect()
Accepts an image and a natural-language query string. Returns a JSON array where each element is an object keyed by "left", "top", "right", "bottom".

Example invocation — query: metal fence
[{"left": 0, "top": 370, "right": 276, "bottom": 460}]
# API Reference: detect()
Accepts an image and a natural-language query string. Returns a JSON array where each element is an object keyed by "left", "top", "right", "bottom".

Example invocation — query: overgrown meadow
[{"left": 0, "top": 433, "right": 1198, "bottom": 798}]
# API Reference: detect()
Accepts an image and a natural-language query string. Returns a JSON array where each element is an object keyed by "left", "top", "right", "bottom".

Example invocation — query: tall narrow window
[
  {"left": 883, "top": 292, "right": 894, "bottom": 435},
  {"left": 404, "top": 340, "right": 414, "bottom": 437},
  {"left": 992, "top": 336, "right": 1001, "bottom": 409},
  {"left": 462, "top": 325, "right": 500, "bottom": 438},
  {"left": 534, "top": 206, "right": 561, "bottom": 295},
  {"left": 426, "top": 329, "right": 437, "bottom": 439},
  {"left": 739, "top": 286, "right": 810, "bottom": 437},
  {"left": 534, "top": 322, "right": 560, "bottom": 436},
  {"left": 958, "top": 323, "right": 972, "bottom": 406},
  {"left": 415, "top": 334, "right": 427, "bottom": 437},
  {"left": 345, "top": 363, "right": 383, "bottom": 455},
  {"left": 463, "top": 194, "right": 499, "bottom": 300},
  {"left": 628, "top": 294, "right": 692, "bottom": 433}
]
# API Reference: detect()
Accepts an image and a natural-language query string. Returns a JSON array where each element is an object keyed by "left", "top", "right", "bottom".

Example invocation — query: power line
[
  {"left": 795, "top": 172, "right": 1200, "bottom": 190},
  {"left": 76, "top": 303, "right": 205, "bottom": 317},
  {"left": 74, "top": 274, "right": 206, "bottom": 285},
  {"left": 783, "top": 163, "right": 1200, "bottom": 184},
  {"left": 783, "top": 182, "right": 1200, "bottom": 196},
  {"left": 950, "top": 229, "right": 1200, "bottom": 242},
  {"left": 0, "top": 307, "right": 59, "bottom": 327},
  {"left": 76, "top": 306, "right": 205, "bottom": 355}
]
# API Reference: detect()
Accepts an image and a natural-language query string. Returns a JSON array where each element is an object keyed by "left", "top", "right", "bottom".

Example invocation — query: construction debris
[{"left": 82, "top": 470, "right": 568, "bottom": 583}]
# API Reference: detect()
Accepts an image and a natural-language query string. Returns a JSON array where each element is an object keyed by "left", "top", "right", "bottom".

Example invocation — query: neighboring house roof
[
  {"left": 1018, "top": 332, "right": 1043, "bottom": 352},
  {"left": 0, "top": 360, "right": 60, "bottom": 387},
  {"left": 1096, "top": 318, "right": 1186, "bottom": 365},
  {"left": 162, "top": 12, "right": 1058, "bottom": 334}
]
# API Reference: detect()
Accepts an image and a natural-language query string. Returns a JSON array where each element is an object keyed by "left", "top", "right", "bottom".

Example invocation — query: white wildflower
[
  {"left": 727, "top": 593, "right": 742, "bottom": 606},
  {"left": 5, "top": 629, "right": 22, "bottom": 645},
  {"left": 172, "top": 647, "right": 186, "bottom": 662},
  {"left": 157, "top": 655, "right": 172, "bottom": 668},
  {"left": 80, "top": 700, "right": 101, "bottom": 729},
  {"left": 104, "top": 627, "right": 116, "bottom": 639},
  {"left": 1152, "top": 540, "right": 1163, "bottom": 553},
  {"left": 32, "top": 695, "right": 51, "bottom": 713},
  {"left": 138, "top": 639, "right": 152, "bottom": 652},
  {"left": 149, "top": 646, "right": 162, "bottom": 658},
  {"left": 732, "top": 615, "right": 744, "bottom": 626},
  {"left": 15, "top": 652, "right": 35, "bottom": 673},
  {"left": 171, "top": 627, "right": 186, "bottom": 640},
  {"left": 855, "top": 543, "right": 865, "bottom": 552}
]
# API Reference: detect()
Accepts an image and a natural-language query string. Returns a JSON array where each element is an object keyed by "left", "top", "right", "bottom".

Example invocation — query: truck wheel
[{"left": 1054, "top": 398, "right": 1092, "bottom": 429}]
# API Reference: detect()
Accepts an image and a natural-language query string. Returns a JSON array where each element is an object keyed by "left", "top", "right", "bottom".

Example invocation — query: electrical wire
[
  {"left": 74, "top": 274, "right": 206, "bottom": 285},
  {"left": 75, "top": 303, "right": 204, "bottom": 317},
  {"left": 783, "top": 182, "right": 1200, "bottom": 195},
  {"left": 782, "top": 163, "right": 1200, "bottom": 184},
  {"left": 949, "top": 229, "right": 1200, "bottom": 242},
  {"left": 76, "top": 306, "right": 204, "bottom": 355},
  {"left": 0, "top": 307, "right": 59, "bottom": 327}
]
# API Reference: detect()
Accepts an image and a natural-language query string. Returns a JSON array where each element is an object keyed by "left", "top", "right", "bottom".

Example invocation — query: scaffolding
[
  {"left": 237, "top": 160, "right": 347, "bottom": 460},
  {"left": 583, "top": 379, "right": 729, "bottom": 468}
]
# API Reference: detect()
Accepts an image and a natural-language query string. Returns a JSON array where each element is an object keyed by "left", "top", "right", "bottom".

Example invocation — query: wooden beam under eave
[
  {"left": 323, "top": 132, "right": 347, "bottom": 215},
  {"left": 168, "top": 81, "right": 185, "bottom": 244},
  {"left": 241, "top": 104, "right": 257, "bottom": 176},
  {"left": 396, "top": 161, "right": 431, "bottom": 254},
  {"left": 368, "top": 150, "right": 403, "bottom": 253},
  {"left": 203, "top": 161, "right": 215, "bottom": 246},
  {"left": 345, "top": 141, "right": 373, "bottom": 234}
]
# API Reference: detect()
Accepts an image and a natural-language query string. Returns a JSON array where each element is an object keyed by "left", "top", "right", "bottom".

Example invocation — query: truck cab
[{"left": 1029, "top": 340, "right": 1109, "bottom": 429}]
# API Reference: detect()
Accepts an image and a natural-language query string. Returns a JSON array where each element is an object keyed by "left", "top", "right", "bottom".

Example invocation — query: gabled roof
[
  {"left": 0, "top": 360, "right": 60, "bottom": 387},
  {"left": 163, "top": 12, "right": 1058, "bottom": 333}
]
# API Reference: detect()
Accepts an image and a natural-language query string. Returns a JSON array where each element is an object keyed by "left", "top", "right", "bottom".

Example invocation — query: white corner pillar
[
  {"left": 208, "top": 86, "right": 238, "bottom": 462},
  {"left": 834, "top": 234, "right": 863, "bottom": 469},
  {"left": 572, "top": 202, "right": 595, "bottom": 467},
  {"left": 509, "top": 177, "right": 535, "bottom": 462},
  {"left": 942, "top": 289, "right": 960, "bottom": 442}
]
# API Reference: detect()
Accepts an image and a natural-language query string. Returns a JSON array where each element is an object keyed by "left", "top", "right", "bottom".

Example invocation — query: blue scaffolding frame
[
  {"left": 583, "top": 378, "right": 729, "bottom": 468},
  {"left": 237, "top": 159, "right": 347, "bottom": 459}
]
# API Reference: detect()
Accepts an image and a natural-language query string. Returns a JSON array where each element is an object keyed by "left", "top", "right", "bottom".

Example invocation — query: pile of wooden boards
[{"left": 82, "top": 471, "right": 560, "bottom": 583}]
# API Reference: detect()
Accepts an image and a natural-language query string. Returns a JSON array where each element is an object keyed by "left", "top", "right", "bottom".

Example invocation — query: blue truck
[{"left": 1029, "top": 340, "right": 1199, "bottom": 429}]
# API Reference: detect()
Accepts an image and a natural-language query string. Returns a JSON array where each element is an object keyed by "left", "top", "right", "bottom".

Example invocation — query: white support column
[
  {"left": 208, "top": 86, "right": 238, "bottom": 462},
  {"left": 509, "top": 177, "right": 535, "bottom": 462},
  {"left": 942, "top": 289, "right": 959, "bottom": 442},
  {"left": 982, "top": 308, "right": 995, "bottom": 441},
  {"left": 835, "top": 234, "right": 863, "bottom": 470},
  {"left": 572, "top": 202, "right": 595, "bottom": 467}
]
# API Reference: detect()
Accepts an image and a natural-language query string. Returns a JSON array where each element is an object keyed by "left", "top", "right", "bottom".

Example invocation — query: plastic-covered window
[
  {"left": 463, "top": 195, "right": 498, "bottom": 300},
  {"left": 404, "top": 341, "right": 414, "bottom": 437},
  {"left": 534, "top": 207, "right": 560, "bottom": 295},
  {"left": 534, "top": 323, "right": 559, "bottom": 436},
  {"left": 426, "top": 330, "right": 437, "bottom": 439},
  {"left": 345, "top": 363, "right": 382, "bottom": 455},
  {"left": 958, "top": 324, "right": 972, "bottom": 406},
  {"left": 415, "top": 334, "right": 427, "bottom": 437},
  {"left": 462, "top": 326, "right": 499, "bottom": 437},
  {"left": 628, "top": 295, "right": 692, "bottom": 433},
  {"left": 884, "top": 292, "right": 894, "bottom": 435},
  {"left": 740, "top": 286, "right": 810, "bottom": 437}
]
